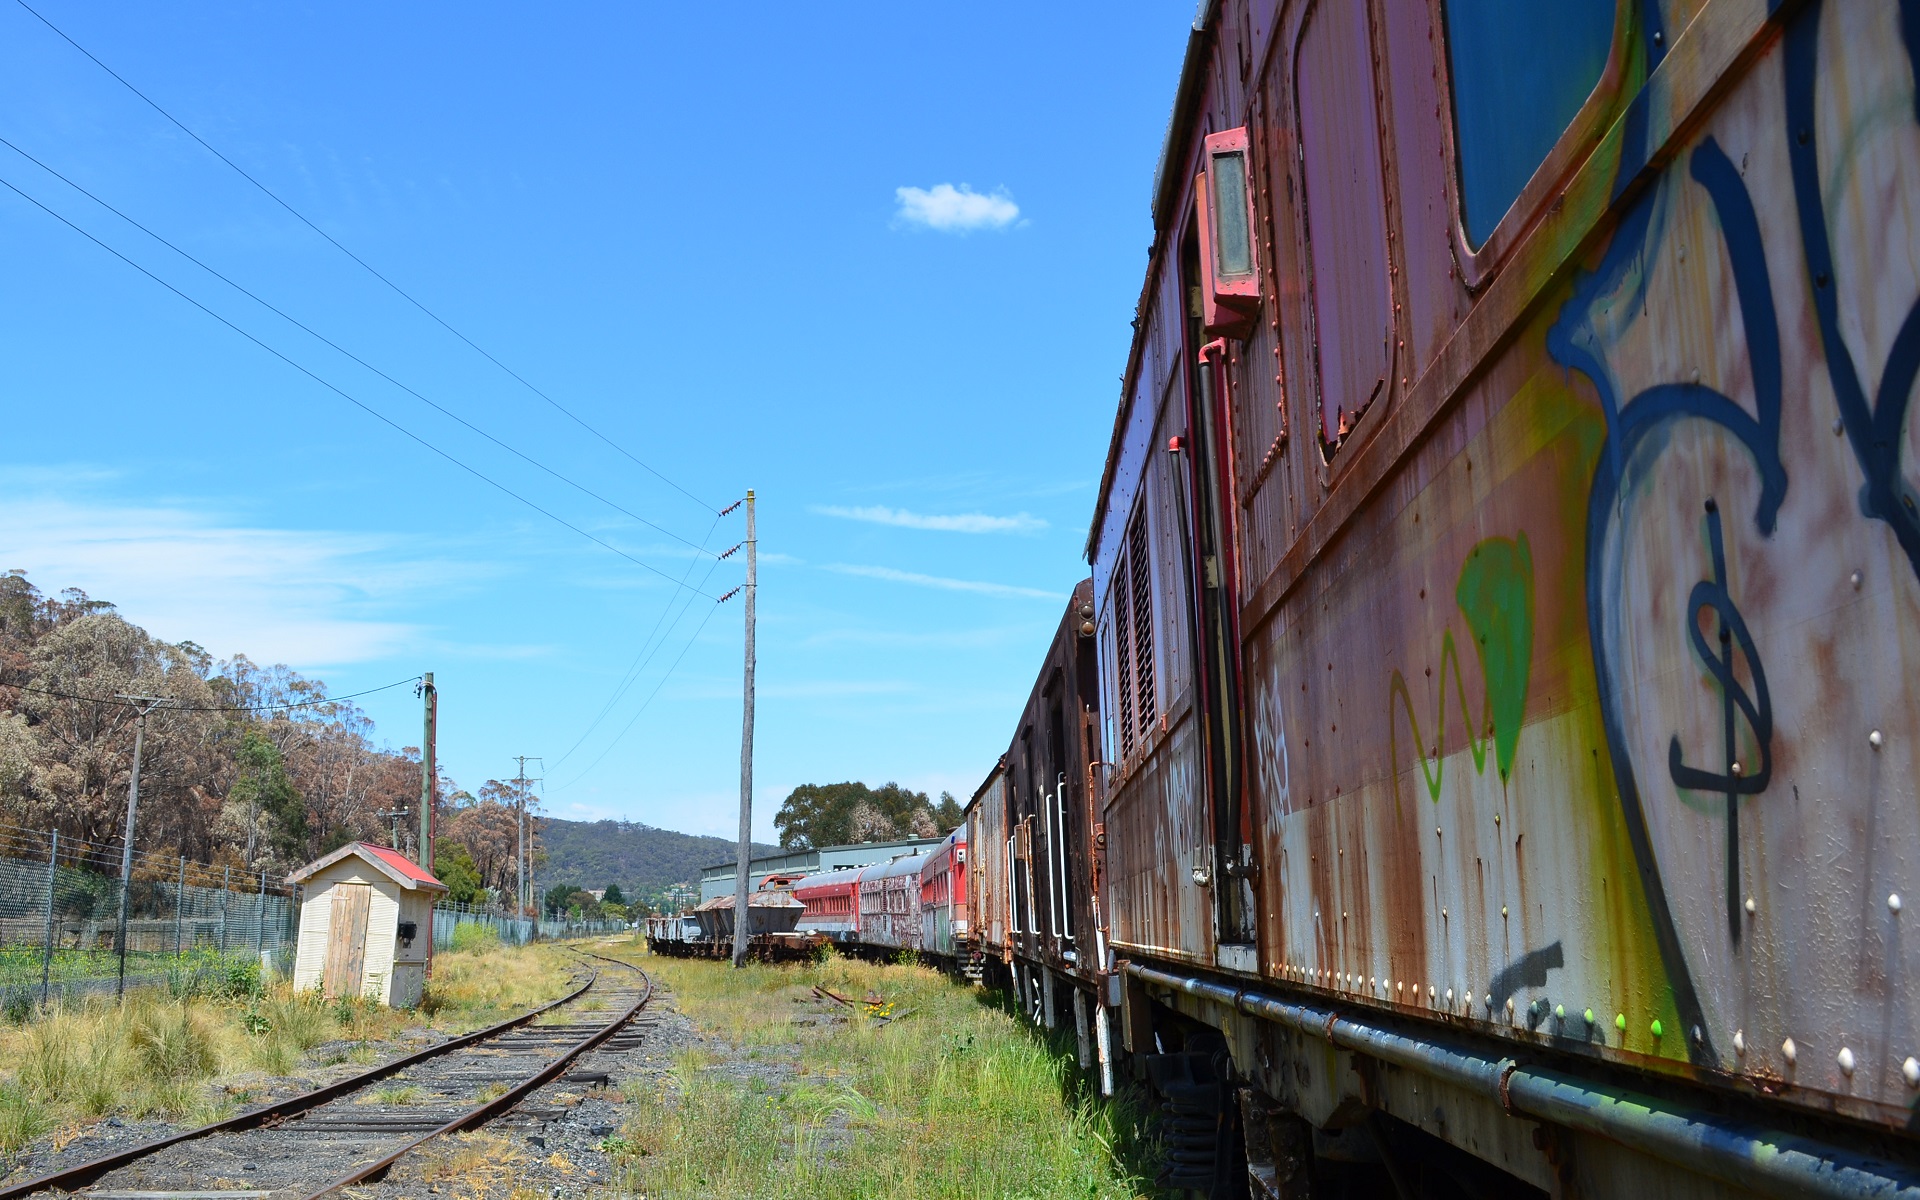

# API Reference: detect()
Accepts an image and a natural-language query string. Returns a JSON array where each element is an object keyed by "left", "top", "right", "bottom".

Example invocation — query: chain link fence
[
  {"left": 0, "top": 824, "right": 297, "bottom": 1017},
  {"left": 0, "top": 825, "right": 628, "bottom": 1018},
  {"left": 431, "top": 900, "right": 535, "bottom": 948},
  {"left": 429, "top": 901, "right": 627, "bottom": 948}
]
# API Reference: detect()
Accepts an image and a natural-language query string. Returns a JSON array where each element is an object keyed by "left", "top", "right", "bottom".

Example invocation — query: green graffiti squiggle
[
  {"left": 1390, "top": 630, "right": 1492, "bottom": 805},
  {"left": 1388, "top": 533, "right": 1535, "bottom": 805}
]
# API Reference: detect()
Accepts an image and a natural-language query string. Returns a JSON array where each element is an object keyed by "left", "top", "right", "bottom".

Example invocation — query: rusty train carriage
[
  {"left": 1013, "top": 585, "right": 1104, "bottom": 978},
  {"left": 1076, "top": 0, "right": 1920, "bottom": 1193},
  {"left": 965, "top": 584, "right": 1119, "bottom": 1077}
]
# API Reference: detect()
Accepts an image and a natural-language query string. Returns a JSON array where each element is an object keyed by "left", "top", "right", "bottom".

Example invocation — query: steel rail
[
  {"left": 296, "top": 949, "right": 652, "bottom": 1199},
  {"left": 0, "top": 952, "right": 631, "bottom": 1200}
]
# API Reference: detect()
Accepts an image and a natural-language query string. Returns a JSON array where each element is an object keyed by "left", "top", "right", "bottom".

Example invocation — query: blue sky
[{"left": 0, "top": 3, "right": 1186, "bottom": 840}]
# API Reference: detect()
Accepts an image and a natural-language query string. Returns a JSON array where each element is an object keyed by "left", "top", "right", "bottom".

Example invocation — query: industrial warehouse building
[{"left": 696, "top": 837, "right": 942, "bottom": 902}]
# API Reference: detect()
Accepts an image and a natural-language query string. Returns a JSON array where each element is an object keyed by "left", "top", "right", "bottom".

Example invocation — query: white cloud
[
  {"left": 893, "top": 183, "right": 1020, "bottom": 232},
  {"left": 811, "top": 504, "right": 1044, "bottom": 534},
  {"left": 824, "top": 563, "right": 1064, "bottom": 601},
  {"left": 0, "top": 492, "right": 487, "bottom": 666},
  {"left": 799, "top": 625, "right": 1027, "bottom": 649}
]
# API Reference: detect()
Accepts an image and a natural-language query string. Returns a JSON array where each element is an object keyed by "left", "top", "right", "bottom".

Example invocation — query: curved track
[{"left": 0, "top": 945, "right": 652, "bottom": 1200}]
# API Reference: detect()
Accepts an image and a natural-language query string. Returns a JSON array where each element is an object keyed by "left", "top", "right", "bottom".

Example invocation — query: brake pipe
[{"left": 1124, "top": 962, "right": 1920, "bottom": 1200}]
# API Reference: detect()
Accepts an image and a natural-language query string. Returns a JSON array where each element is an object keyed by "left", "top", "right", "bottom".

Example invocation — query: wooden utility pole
[
  {"left": 731, "top": 490, "right": 757, "bottom": 967},
  {"left": 513, "top": 756, "right": 541, "bottom": 917},
  {"left": 377, "top": 807, "right": 412, "bottom": 851},
  {"left": 418, "top": 673, "right": 437, "bottom": 869},
  {"left": 115, "top": 693, "right": 172, "bottom": 1000},
  {"left": 516, "top": 757, "right": 527, "bottom": 918}
]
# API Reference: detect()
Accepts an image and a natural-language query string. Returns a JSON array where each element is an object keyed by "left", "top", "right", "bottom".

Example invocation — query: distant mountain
[{"left": 538, "top": 817, "right": 779, "bottom": 900}]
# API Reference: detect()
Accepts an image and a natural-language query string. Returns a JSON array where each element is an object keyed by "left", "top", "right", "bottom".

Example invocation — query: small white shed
[{"left": 289, "top": 843, "right": 447, "bottom": 1007}]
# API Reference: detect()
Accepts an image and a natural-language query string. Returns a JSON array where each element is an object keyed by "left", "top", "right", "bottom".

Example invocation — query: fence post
[
  {"left": 255, "top": 870, "right": 266, "bottom": 959},
  {"left": 220, "top": 865, "right": 231, "bottom": 952},
  {"left": 40, "top": 830, "right": 58, "bottom": 1008},
  {"left": 174, "top": 856, "right": 186, "bottom": 958}
]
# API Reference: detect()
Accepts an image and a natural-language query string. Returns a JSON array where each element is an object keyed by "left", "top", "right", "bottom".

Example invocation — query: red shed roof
[
  {"left": 287, "top": 842, "right": 448, "bottom": 892},
  {"left": 358, "top": 844, "right": 442, "bottom": 887}
]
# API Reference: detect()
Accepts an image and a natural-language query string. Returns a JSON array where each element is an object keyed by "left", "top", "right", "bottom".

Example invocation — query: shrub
[
  {"left": 1, "top": 984, "right": 34, "bottom": 1026},
  {"left": 0, "top": 1085, "right": 52, "bottom": 1167},
  {"left": 259, "top": 991, "right": 333, "bottom": 1050},
  {"left": 165, "top": 949, "right": 263, "bottom": 1001},
  {"left": 450, "top": 921, "right": 502, "bottom": 953},
  {"left": 131, "top": 1003, "right": 218, "bottom": 1081},
  {"left": 17, "top": 1019, "right": 80, "bottom": 1097}
]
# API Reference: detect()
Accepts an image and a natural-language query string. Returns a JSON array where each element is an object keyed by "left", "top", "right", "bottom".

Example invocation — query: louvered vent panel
[{"left": 1129, "top": 512, "right": 1156, "bottom": 739}]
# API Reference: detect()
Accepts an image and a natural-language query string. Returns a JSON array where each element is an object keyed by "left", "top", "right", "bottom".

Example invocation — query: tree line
[
  {"left": 0, "top": 572, "right": 545, "bottom": 910},
  {"left": 773, "top": 780, "right": 963, "bottom": 849}
]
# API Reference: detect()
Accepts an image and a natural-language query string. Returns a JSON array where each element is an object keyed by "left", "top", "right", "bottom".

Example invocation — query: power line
[
  {"left": 14, "top": 673, "right": 421, "bottom": 713},
  {"left": 14, "top": 0, "right": 718, "bottom": 515},
  {"left": 553, "top": 600, "right": 722, "bottom": 790},
  {"left": 0, "top": 134, "right": 718, "bottom": 560},
  {"left": 551, "top": 517, "right": 727, "bottom": 769},
  {"left": 0, "top": 169, "right": 724, "bottom": 598}
]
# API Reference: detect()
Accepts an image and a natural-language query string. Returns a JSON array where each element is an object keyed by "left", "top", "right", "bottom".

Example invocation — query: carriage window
[
  {"left": 1197, "top": 127, "right": 1261, "bottom": 337},
  {"left": 1444, "top": 0, "right": 1615, "bottom": 247}
]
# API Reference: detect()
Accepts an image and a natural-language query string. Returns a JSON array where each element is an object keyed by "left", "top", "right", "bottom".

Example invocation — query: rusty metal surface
[
  {"left": 857, "top": 853, "right": 926, "bottom": 952},
  {"left": 965, "top": 763, "right": 1011, "bottom": 956},
  {"left": 965, "top": 586, "right": 1107, "bottom": 986},
  {"left": 1291, "top": 0, "right": 1395, "bottom": 449},
  {"left": 1089, "top": 0, "right": 1920, "bottom": 1138}
]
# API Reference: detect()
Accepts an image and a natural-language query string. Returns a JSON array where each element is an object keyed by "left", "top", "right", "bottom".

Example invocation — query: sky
[{"left": 0, "top": 2, "right": 1189, "bottom": 841}]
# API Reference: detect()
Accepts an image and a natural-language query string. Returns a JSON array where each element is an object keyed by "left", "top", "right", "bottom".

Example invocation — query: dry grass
[
  {"left": 411, "top": 1129, "right": 530, "bottom": 1197},
  {"left": 359, "top": 1083, "right": 424, "bottom": 1105},
  {"left": 0, "top": 940, "right": 581, "bottom": 1147},
  {"left": 421, "top": 940, "right": 575, "bottom": 1026},
  {"left": 605, "top": 949, "right": 1160, "bottom": 1200}
]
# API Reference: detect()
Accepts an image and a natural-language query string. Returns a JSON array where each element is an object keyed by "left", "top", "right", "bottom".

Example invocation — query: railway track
[{"left": 0, "top": 946, "right": 653, "bottom": 1200}]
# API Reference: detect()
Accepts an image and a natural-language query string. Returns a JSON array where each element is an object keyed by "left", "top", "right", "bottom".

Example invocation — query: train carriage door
[
  {"left": 1045, "top": 693, "right": 1075, "bottom": 951},
  {"left": 1182, "top": 175, "right": 1259, "bottom": 959},
  {"left": 1016, "top": 731, "right": 1043, "bottom": 954}
]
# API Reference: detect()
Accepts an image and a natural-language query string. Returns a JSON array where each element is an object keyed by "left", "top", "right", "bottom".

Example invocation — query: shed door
[{"left": 322, "top": 883, "right": 372, "bottom": 999}]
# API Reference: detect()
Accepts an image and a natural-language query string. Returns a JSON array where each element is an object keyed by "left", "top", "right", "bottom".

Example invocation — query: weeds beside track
[
  {"left": 603, "top": 949, "right": 1162, "bottom": 1200},
  {"left": 0, "top": 944, "right": 652, "bottom": 1200}
]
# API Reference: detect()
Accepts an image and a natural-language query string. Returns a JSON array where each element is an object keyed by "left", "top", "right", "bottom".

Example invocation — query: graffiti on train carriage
[
  {"left": 1388, "top": 531, "right": 1537, "bottom": 809},
  {"left": 1543, "top": 0, "right": 1920, "bottom": 1071}
]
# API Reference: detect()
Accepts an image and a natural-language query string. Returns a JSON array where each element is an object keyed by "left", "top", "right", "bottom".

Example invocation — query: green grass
[
  {"left": 604, "top": 951, "right": 1161, "bottom": 1200},
  {"left": 0, "top": 1084, "right": 53, "bottom": 1172},
  {"left": 447, "top": 921, "right": 502, "bottom": 954}
]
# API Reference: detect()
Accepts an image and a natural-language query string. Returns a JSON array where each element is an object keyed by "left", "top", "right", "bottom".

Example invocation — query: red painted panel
[{"left": 1294, "top": 0, "right": 1394, "bottom": 448}]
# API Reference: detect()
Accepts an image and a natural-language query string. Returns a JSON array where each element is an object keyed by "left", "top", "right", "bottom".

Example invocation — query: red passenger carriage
[{"left": 916, "top": 829, "right": 969, "bottom": 961}]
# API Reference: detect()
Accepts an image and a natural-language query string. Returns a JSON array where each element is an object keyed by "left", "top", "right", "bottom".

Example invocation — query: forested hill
[{"left": 539, "top": 817, "right": 778, "bottom": 898}]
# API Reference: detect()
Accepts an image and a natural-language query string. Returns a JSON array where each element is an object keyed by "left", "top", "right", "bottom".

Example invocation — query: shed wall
[{"left": 290, "top": 859, "right": 411, "bottom": 1004}]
